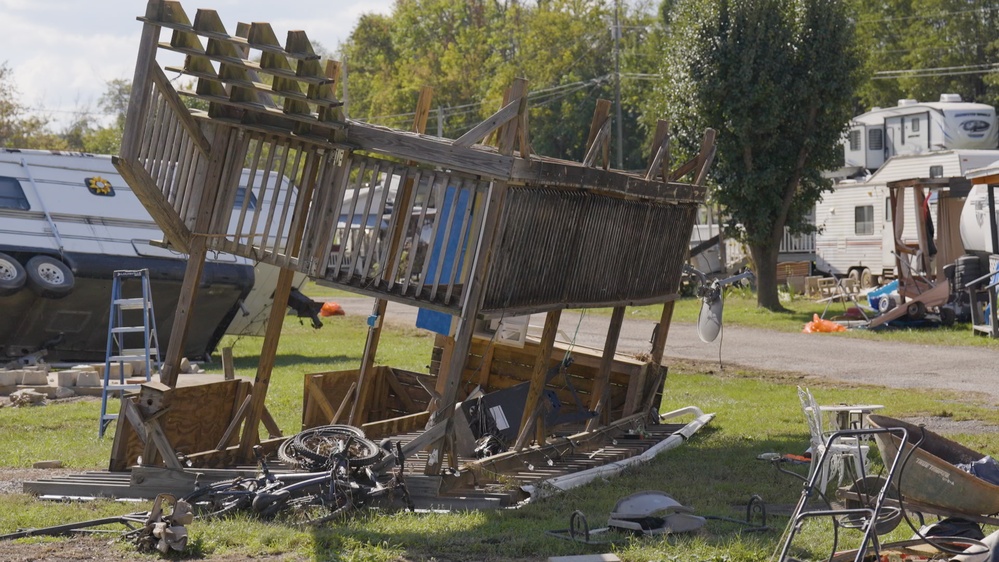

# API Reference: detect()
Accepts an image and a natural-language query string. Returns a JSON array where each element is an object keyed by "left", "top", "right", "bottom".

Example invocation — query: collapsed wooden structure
[{"left": 95, "top": 0, "right": 716, "bottom": 502}]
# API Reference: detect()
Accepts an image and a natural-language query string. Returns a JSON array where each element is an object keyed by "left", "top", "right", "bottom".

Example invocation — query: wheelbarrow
[{"left": 866, "top": 414, "right": 999, "bottom": 522}]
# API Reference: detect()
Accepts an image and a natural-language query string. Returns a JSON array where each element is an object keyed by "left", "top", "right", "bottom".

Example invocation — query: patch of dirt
[{"left": 0, "top": 468, "right": 78, "bottom": 496}]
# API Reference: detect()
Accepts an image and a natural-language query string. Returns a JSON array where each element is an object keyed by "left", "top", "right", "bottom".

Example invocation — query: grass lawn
[{"left": 2, "top": 312, "right": 999, "bottom": 560}]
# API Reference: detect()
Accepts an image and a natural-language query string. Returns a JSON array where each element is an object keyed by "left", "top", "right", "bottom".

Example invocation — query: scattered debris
[
  {"left": 0, "top": 493, "right": 191, "bottom": 555},
  {"left": 10, "top": 388, "right": 46, "bottom": 406}
]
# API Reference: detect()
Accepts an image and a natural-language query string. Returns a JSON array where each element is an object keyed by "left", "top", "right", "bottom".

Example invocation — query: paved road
[{"left": 333, "top": 297, "right": 999, "bottom": 404}]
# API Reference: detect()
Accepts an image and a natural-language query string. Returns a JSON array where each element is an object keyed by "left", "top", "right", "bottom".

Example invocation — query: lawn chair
[{"left": 797, "top": 387, "right": 869, "bottom": 494}]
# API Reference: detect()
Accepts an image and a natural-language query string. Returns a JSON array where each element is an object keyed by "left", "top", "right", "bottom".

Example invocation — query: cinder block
[
  {"left": 55, "top": 370, "right": 78, "bottom": 387},
  {"left": 76, "top": 371, "right": 101, "bottom": 387},
  {"left": 20, "top": 370, "right": 49, "bottom": 386},
  {"left": 107, "top": 363, "right": 133, "bottom": 379},
  {"left": 0, "top": 370, "right": 19, "bottom": 386}
]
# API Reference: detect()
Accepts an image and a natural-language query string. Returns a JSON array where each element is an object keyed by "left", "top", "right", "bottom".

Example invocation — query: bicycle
[{"left": 184, "top": 428, "right": 413, "bottom": 525}]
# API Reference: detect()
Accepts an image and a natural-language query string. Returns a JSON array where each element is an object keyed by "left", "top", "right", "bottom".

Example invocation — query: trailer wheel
[
  {"left": 906, "top": 300, "right": 926, "bottom": 320},
  {"left": 25, "top": 256, "right": 75, "bottom": 299},
  {"left": 847, "top": 269, "right": 860, "bottom": 284},
  {"left": 0, "top": 252, "right": 27, "bottom": 296},
  {"left": 859, "top": 268, "right": 874, "bottom": 289}
]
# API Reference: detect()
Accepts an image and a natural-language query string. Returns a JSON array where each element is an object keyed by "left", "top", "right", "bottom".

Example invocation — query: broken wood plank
[{"left": 514, "top": 309, "right": 561, "bottom": 451}]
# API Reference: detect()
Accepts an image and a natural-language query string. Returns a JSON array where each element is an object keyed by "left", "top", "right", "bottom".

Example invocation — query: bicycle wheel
[
  {"left": 294, "top": 427, "right": 381, "bottom": 468},
  {"left": 184, "top": 479, "right": 256, "bottom": 519},
  {"left": 276, "top": 487, "right": 356, "bottom": 526}
]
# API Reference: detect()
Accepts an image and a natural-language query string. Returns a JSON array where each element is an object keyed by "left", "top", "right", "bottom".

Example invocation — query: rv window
[
  {"left": 848, "top": 130, "right": 861, "bottom": 151},
  {"left": 0, "top": 176, "right": 29, "bottom": 210},
  {"left": 885, "top": 197, "right": 891, "bottom": 221},
  {"left": 855, "top": 205, "right": 874, "bottom": 235},
  {"left": 233, "top": 187, "right": 257, "bottom": 210},
  {"left": 868, "top": 129, "right": 884, "bottom": 151},
  {"left": 911, "top": 118, "right": 920, "bottom": 133}
]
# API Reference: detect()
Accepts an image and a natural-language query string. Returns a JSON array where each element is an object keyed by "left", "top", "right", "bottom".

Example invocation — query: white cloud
[{"left": 0, "top": 0, "right": 394, "bottom": 132}]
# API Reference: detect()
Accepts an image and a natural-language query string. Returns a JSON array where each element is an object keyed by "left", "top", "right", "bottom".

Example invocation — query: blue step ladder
[{"left": 98, "top": 269, "right": 160, "bottom": 438}]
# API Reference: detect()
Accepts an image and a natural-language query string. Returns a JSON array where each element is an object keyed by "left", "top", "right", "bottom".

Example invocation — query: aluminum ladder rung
[{"left": 113, "top": 298, "right": 148, "bottom": 310}]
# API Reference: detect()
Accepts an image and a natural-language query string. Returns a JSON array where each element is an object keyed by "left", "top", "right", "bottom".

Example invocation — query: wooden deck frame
[{"left": 115, "top": 0, "right": 714, "bottom": 481}]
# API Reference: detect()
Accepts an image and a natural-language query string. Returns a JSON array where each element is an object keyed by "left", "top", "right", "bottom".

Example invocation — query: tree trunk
[{"left": 749, "top": 242, "right": 784, "bottom": 311}]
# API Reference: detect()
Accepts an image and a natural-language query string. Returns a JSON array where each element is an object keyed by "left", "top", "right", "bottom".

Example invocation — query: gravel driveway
[{"left": 334, "top": 297, "right": 999, "bottom": 405}]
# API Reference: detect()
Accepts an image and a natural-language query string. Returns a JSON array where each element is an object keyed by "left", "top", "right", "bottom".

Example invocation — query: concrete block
[
  {"left": 0, "top": 370, "right": 19, "bottom": 386},
  {"left": 33, "top": 460, "right": 63, "bottom": 469},
  {"left": 24, "top": 364, "right": 50, "bottom": 373},
  {"left": 20, "top": 370, "right": 49, "bottom": 386},
  {"left": 107, "top": 362, "right": 133, "bottom": 379},
  {"left": 54, "top": 386, "right": 76, "bottom": 399},
  {"left": 548, "top": 555, "right": 621, "bottom": 562},
  {"left": 76, "top": 371, "right": 101, "bottom": 387},
  {"left": 73, "top": 364, "right": 98, "bottom": 372},
  {"left": 55, "top": 370, "right": 78, "bottom": 387}
]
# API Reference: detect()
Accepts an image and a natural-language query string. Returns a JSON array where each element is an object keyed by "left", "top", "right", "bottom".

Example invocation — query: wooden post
[
  {"left": 120, "top": 0, "right": 163, "bottom": 162},
  {"left": 349, "top": 86, "right": 433, "bottom": 426},
  {"left": 422, "top": 78, "right": 528, "bottom": 474},
  {"left": 645, "top": 300, "right": 676, "bottom": 415},
  {"left": 160, "top": 126, "right": 232, "bottom": 387},
  {"left": 237, "top": 151, "right": 323, "bottom": 460},
  {"left": 585, "top": 306, "right": 625, "bottom": 431},
  {"left": 513, "top": 310, "right": 561, "bottom": 450}
]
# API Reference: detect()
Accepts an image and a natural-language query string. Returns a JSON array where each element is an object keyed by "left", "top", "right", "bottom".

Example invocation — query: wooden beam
[
  {"left": 237, "top": 148, "right": 322, "bottom": 461},
  {"left": 215, "top": 394, "right": 252, "bottom": 450},
  {"left": 221, "top": 347, "right": 235, "bottom": 380},
  {"left": 586, "top": 306, "right": 626, "bottom": 431},
  {"left": 121, "top": 0, "right": 165, "bottom": 161},
  {"left": 260, "top": 406, "right": 282, "bottom": 438},
  {"left": 510, "top": 158, "right": 706, "bottom": 204},
  {"left": 350, "top": 86, "right": 433, "bottom": 426},
  {"left": 236, "top": 266, "right": 296, "bottom": 458},
  {"left": 308, "top": 376, "right": 337, "bottom": 421},
  {"left": 422, "top": 80, "right": 527, "bottom": 474},
  {"left": 331, "top": 382, "right": 357, "bottom": 424},
  {"left": 645, "top": 120, "right": 670, "bottom": 181},
  {"left": 453, "top": 99, "right": 520, "bottom": 148},
  {"left": 513, "top": 309, "right": 561, "bottom": 451},
  {"left": 160, "top": 125, "right": 233, "bottom": 386}
]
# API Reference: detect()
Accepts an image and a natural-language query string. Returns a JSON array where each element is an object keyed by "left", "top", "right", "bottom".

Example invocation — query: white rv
[
  {"left": 815, "top": 93, "right": 999, "bottom": 286},
  {"left": 843, "top": 94, "right": 998, "bottom": 173},
  {"left": 816, "top": 150, "right": 999, "bottom": 286},
  {"left": 0, "top": 149, "right": 315, "bottom": 363}
]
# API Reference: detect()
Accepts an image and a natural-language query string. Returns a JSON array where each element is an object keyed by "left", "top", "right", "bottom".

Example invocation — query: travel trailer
[
  {"left": 843, "top": 94, "right": 997, "bottom": 173},
  {"left": 814, "top": 94, "right": 999, "bottom": 285},
  {"left": 815, "top": 150, "right": 999, "bottom": 286},
  {"left": 0, "top": 148, "right": 316, "bottom": 363}
]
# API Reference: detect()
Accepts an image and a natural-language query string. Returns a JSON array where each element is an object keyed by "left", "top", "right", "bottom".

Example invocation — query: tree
[
  {"left": 0, "top": 61, "right": 64, "bottom": 149},
  {"left": 849, "top": 0, "right": 999, "bottom": 109},
  {"left": 338, "top": 0, "right": 660, "bottom": 167},
  {"left": 656, "top": 0, "right": 861, "bottom": 310}
]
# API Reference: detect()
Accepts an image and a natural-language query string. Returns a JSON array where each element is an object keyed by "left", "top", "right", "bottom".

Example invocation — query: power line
[{"left": 856, "top": 5, "right": 999, "bottom": 25}]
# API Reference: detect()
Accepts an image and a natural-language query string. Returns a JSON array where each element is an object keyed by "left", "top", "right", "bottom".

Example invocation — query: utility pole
[{"left": 613, "top": 0, "right": 624, "bottom": 169}]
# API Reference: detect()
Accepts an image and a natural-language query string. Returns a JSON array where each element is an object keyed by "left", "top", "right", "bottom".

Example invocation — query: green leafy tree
[
  {"left": 0, "top": 61, "right": 64, "bottom": 149},
  {"left": 339, "top": 0, "right": 659, "bottom": 167},
  {"left": 850, "top": 0, "right": 999, "bottom": 108},
  {"left": 657, "top": 0, "right": 861, "bottom": 310}
]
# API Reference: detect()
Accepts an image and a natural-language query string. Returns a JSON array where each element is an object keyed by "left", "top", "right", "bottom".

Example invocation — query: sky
[{"left": 0, "top": 0, "right": 394, "bottom": 129}]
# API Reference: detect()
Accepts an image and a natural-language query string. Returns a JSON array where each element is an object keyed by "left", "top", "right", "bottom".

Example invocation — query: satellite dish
[
  {"left": 683, "top": 265, "right": 755, "bottom": 344},
  {"left": 697, "top": 281, "right": 724, "bottom": 343}
]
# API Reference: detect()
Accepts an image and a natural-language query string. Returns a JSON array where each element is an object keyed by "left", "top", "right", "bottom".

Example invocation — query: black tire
[
  {"left": 0, "top": 252, "right": 26, "bottom": 296},
  {"left": 293, "top": 426, "right": 381, "bottom": 468},
  {"left": 24, "top": 255, "right": 74, "bottom": 299},
  {"left": 183, "top": 479, "right": 255, "bottom": 519},
  {"left": 878, "top": 295, "right": 896, "bottom": 313},
  {"left": 939, "top": 306, "right": 957, "bottom": 327},
  {"left": 906, "top": 300, "right": 927, "bottom": 320}
]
